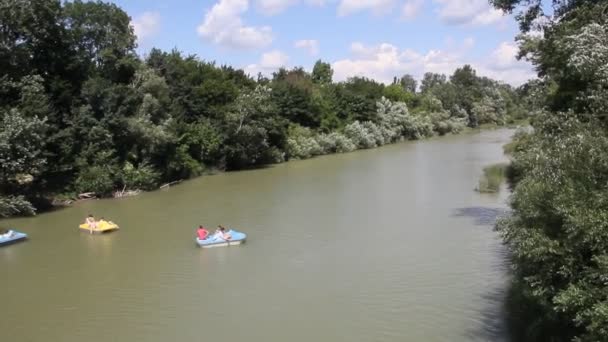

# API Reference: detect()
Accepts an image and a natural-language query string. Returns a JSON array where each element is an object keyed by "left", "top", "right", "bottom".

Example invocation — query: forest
[{"left": 0, "top": 0, "right": 528, "bottom": 218}]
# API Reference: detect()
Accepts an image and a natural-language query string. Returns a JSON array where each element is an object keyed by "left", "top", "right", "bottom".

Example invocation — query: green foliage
[
  {"left": 272, "top": 68, "right": 320, "bottom": 128},
  {"left": 488, "top": 1, "right": 608, "bottom": 339},
  {"left": 0, "top": 108, "right": 47, "bottom": 186},
  {"left": 224, "top": 85, "right": 285, "bottom": 168},
  {"left": 74, "top": 165, "right": 115, "bottom": 195},
  {"left": 497, "top": 113, "right": 608, "bottom": 341},
  {"left": 383, "top": 84, "right": 415, "bottom": 104},
  {"left": 420, "top": 72, "right": 447, "bottom": 93},
  {"left": 317, "top": 132, "right": 356, "bottom": 154},
  {"left": 286, "top": 125, "right": 322, "bottom": 159},
  {"left": 0, "top": 195, "right": 36, "bottom": 218},
  {"left": 118, "top": 162, "right": 160, "bottom": 191},
  {"left": 311, "top": 60, "right": 333, "bottom": 84},
  {"left": 344, "top": 121, "right": 378, "bottom": 149},
  {"left": 0, "top": 0, "right": 522, "bottom": 217},
  {"left": 63, "top": 0, "right": 136, "bottom": 82}
]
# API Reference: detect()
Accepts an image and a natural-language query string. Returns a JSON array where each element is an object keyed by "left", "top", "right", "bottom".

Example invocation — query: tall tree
[
  {"left": 311, "top": 60, "right": 333, "bottom": 85},
  {"left": 399, "top": 74, "right": 417, "bottom": 93},
  {"left": 63, "top": 0, "right": 138, "bottom": 83},
  {"left": 420, "top": 72, "right": 446, "bottom": 93}
]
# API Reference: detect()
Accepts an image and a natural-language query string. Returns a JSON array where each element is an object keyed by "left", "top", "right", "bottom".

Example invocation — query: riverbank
[{"left": 42, "top": 122, "right": 522, "bottom": 214}]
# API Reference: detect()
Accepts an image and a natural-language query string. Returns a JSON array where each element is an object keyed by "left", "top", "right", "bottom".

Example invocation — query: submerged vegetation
[
  {"left": 0, "top": 0, "right": 529, "bottom": 218},
  {"left": 490, "top": 0, "right": 608, "bottom": 340},
  {"left": 476, "top": 163, "right": 507, "bottom": 193}
]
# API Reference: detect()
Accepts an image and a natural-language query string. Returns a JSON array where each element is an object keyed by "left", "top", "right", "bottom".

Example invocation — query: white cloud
[
  {"left": 463, "top": 37, "right": 475, "bottom": 49},
  {"left": 434, "top": 0, "right": 505, "bottom": 26},
  {"left": 337, "top": 0, "right": 397, "bottom": 16},
  {"left": 332, "top": 40, "right": 534, "bottom": 86},
  {"left": 476, "top": 41, "right": 533, "bottom": 85},
  {"left": 132, "top": 12, "right": 161, "bottom": 41},
  {"left": 197, "top": 0, "right": 273, "bottom": 49},
  {"left": 402, "top": 0, "right": 423, "bottom": 20},
  {"left": 245, "top": 50, "right": 290, "bottom": 76},
  {"left": 256, "top": 0, "right": 298, "bottom": 15},
  {"left": 488, "top": 42, "right": 519, "bottom": 70},
  {"left": 294, "top": 39, "right": 320, "bottom": 56},
  {"left": 254, "top": 0, "right": 327, "bottom": 15}
]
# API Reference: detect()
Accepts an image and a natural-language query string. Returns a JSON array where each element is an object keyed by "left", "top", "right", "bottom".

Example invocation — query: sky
[{"left": 113, "top": 0, "right": 536, "bottom": 86}]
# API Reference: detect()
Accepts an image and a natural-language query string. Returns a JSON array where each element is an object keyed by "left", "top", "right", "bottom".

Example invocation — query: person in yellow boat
[{"left": 85, "top": 214, "right": 97, "bottom": 233}]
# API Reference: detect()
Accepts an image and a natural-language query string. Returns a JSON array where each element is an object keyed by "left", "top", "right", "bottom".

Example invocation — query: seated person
[
  {"left": 85, "top": 214, "right": 97, "bottom": 229},
  {"left": 197, "top": 226, "right": 209, "bottom": 240},
  {"left": 0, "top": 229, "right": 15, "bottom": 239},
  {"left": 214, "top": 225, "right": 232, "bottom": 241}
]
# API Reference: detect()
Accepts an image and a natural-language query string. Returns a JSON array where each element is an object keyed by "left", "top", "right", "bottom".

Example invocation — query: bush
[
  {"left": 118, "top": 161, "right": 160, "bottom": 190},
  {"left": 362, "top": 121, "right": 386, "bottom": 146},
  {"left": 402, "top": 114, "right": 434, "bottom": 139},
  {"left": 426, "top": 111, "right": 467, "bottom": 135},
  {"left": 0, "top": 195, "right": 36, "bottom": 217},
  {"left": 497, "top": 112, "right": 608, "bottom": 341},
  {"left": 344, "top": 121, "right": 377, "bottom": 149},
  {"left": 260, "top": 146, "right": 286, "bottom": 164},
  {"left": 317, "top": 132, "right": 355, "bottom": 154},
  {"left": 286, "top": 125, "right": 322, "bottom": 159},
  {"left": 166, "top": 143, "right": 205, "bottom": 179},
  {"left": 74, "top": 165, "right": 115, "bottom": 195}
]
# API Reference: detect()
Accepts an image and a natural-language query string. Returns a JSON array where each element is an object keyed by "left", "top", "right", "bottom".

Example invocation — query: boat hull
[
  {"left": 0, "top": 231, "right": 27, "bottom": 246},
  {"left": 78, "top": 222, "right": 120, "bottom": 234},
  {"left": 196, "top": 230, "right": 246, "bottom": 248}
]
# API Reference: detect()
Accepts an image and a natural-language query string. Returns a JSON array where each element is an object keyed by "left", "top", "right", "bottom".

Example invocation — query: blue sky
[{"left": 113, "top": 0, "right": 535, "bottom": 85}]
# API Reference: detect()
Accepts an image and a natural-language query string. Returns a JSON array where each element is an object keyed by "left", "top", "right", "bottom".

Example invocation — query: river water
[{"left": 1, "top": 129, "right": 513, "bottom": 342}]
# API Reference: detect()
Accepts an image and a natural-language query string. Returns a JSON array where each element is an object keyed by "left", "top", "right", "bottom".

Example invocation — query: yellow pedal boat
[{"left": 79, "top": 220, "right": 119, "bottom": 234}]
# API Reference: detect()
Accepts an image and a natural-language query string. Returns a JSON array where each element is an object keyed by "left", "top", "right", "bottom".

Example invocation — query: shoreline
[{"left": 42, "top": 124, "right": 521, "bottom": 212}]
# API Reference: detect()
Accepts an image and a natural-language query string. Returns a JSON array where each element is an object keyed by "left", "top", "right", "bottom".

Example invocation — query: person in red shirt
[{"left": 197, "top": 226, "right": 209, "bottom": 240}]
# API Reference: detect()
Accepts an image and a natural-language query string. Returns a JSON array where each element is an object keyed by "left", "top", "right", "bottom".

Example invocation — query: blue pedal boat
[
  {"left": 196, "top": 229, "right": 246, "bottom": 248},
  {"left": 0, "top": 230, "right": 27, "bottom": 246}
]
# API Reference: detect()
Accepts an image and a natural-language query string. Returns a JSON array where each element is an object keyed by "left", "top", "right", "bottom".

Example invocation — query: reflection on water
[{"left": 1, "top": 129, "right": 515, "bottom": 342}]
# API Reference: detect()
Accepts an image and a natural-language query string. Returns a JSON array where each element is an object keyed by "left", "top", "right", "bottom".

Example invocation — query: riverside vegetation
[
  {"left": 489, "top": 0, "right": 608, "bottom": 341},
  {"left": 0, "top": 0, "right": 531, "bottom": 219},
  {"left": 476, "top": 163, "right": 508, "bottom": 193}
]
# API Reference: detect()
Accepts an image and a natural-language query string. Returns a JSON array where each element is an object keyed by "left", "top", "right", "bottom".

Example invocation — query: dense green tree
[
  {"left": 490, "top": 1, "right": 608, "bottom": 341},
  {"left": 383, "top": 84, "right": 415, "bottom": 104},
  {"left": 0, "top": 108, "right": 48, "bottom": 215},
  {"left": 271, "top": 68, "right": 320, "bottom": 128},
  {"left": 398, "top": 74, "right": 417, "bottom": 93},
  {"left": 311, "top": 60, "right": 333, "bottom": 85},
  {"left": 420, "top": 72, "right": 447, "bottom": 93},
  {"left": 224, "top": 85, "right": 286, "bottom": 169},
  {"left": 63, "top": 0, "right": 137, "bottom": 83}
]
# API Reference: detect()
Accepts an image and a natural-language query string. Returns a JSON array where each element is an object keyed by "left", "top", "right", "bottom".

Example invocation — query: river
[{"left": 1, "top": 128, "right": 513, "bottom": 342}]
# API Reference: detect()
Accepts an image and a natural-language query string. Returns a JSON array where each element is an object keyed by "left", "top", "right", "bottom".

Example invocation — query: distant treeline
[{"left": 0, "top": 0, "right": 528, "bottom": 217}]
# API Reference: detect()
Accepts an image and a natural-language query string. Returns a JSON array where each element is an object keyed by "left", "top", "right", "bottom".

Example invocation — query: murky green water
[{"left": 1, "top": 129, "right": 513, "bottom": 342}]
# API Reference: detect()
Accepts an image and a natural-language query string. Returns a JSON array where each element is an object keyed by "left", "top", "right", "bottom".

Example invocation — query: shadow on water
[
  {"left": 464, "top": 287, "right": 511, "bottom": 342},
  {"left": 453, "top": 206, "right": 513, "bottom": 342},
  {"left": 452, "top": 207, "right": 509, "bottom": 226}
]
